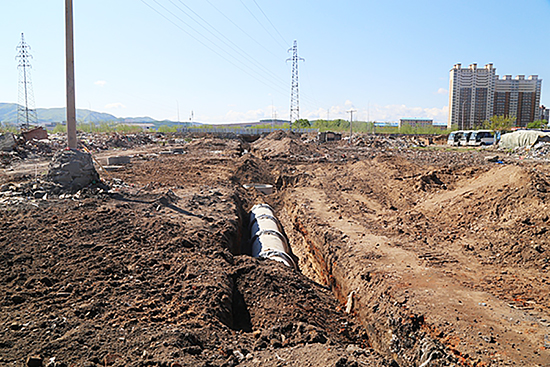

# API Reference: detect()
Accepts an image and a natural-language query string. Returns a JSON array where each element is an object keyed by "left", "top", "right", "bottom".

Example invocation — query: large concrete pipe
[{"left": 249, "top": 204, "right": 297, "bottom": 270}]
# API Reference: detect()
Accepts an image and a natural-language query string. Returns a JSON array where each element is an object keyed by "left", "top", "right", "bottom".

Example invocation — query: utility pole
[
  {"left": 286, "top": 40, "right": 304, "bottom": 127},
  {"left": 347, "top": 108, "right": 356, "bottom": 145},
  {"left": 65, "top": 0, "right": 77, "bottom": 149}
]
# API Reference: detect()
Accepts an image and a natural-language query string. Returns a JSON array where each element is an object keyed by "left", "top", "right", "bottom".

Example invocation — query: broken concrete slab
[
  {"left": 101, "top": 156, "right": 131, "bottom": 165},
  {"left": 22, "top": 127, "right": 48, "bottom": 141},
  {"left": 0, "top": 133, "right": 17, "bottom": 152}
]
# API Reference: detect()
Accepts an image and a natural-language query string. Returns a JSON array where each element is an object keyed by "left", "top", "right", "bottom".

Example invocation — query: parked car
[
  {"left": 447, "top": 131, "right": 463, "bottom": 146},
  {"left": 468, "top": 130, "right": 495, "bottom": 146},
  {"left": 459, "top": 130, "right": 474, "bottom": 146}
]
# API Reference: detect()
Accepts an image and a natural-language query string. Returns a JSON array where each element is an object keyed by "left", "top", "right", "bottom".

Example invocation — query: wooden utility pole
[{"left": 65, "top": 0, "right": 77, "bottom": 149}]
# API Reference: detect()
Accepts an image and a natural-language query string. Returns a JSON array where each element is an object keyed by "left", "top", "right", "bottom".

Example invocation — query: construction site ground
[{"left": 0, "top": 131, "right": 549, "bottom": 366}]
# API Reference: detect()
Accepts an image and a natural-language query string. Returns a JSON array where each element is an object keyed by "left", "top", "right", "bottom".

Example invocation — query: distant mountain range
[{"left": 0, "top": 103, "right": 193, "bottom": 127}]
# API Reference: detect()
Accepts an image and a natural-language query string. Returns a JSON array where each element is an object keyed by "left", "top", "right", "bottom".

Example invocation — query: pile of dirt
[
  {"left": 252, "top": 131, "right": 320, "bottom": 159},
  {"left": 185, "top": 137, "right": 244, "bottom": 157}
]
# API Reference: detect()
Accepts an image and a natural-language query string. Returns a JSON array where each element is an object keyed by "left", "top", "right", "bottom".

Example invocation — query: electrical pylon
[
  {"left": 286, "top": 40, "right": 304, "bottom": 124},
  {"left": 16, "top": 33, "right": 38, "bottom": 129}
]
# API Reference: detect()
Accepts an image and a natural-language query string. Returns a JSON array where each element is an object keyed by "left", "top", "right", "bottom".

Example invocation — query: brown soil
[{"left": 1, "top": 131, "right": 549, "bottom": 366}]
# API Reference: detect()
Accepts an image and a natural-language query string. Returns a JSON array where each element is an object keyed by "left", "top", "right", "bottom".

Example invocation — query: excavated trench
[
  {"left": 227, "top": 155, "right": 454, "bottom": 364},
  {"left": 224, "top": 191, "right": 447, "bottom": 365},
  {"left": 271, "top": 190, "right": 454, "bottom": 366}
]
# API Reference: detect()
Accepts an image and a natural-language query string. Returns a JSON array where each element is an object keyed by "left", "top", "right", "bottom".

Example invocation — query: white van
[
  {"left": 459, "top": 130, "right": 474, "bottom": 146},
  {"left": 468, "top": 130, "right": 495, "bottom": 146},
  {"left": 447, "top": 131, "right": 463, "bottom": 146}
]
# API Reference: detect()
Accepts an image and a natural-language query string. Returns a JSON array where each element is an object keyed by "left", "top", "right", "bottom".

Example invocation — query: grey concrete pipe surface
[{"left": 249, "top": 204, "right": 297, "bottom": 269}]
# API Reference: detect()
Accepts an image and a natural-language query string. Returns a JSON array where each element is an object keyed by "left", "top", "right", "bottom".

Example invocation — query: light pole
[{"left": 461, "top": 100, "right": 466, "bottom": 130}]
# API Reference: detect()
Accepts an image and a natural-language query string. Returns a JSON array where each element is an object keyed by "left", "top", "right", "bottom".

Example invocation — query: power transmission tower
[
  {"left": 286, "top": 40, "right": 304, "bottom": 125},
  {"left": 16, "top": 33, "right": 38, "bottom": 129}
]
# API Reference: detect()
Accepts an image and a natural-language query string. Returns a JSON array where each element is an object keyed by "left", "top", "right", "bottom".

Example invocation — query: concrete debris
[
  {"left": 22, "top": 127, "right": 48, "bottom": 141},
  {"left": 46, "top": 150, "right": 100, "bottom": 192},
  {"left": 0, "top": 133, "right": 17, "bottom": 151},
  {"left": 101, "top": 155, "right": 131, "bottom": 165},
  {"left": 501, "top": 141, "right": 550, "bottom": 161}
]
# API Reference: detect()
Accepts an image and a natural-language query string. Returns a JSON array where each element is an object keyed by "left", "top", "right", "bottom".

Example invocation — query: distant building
[
  {"left": 493, "top": 75, "right": 541, "bottom": 126},
  {"left": 448, "top": 63, "right": 542, "bottom": 129},
  {"left": 399, "top": 118, "right": 434, "bottom": 129}
]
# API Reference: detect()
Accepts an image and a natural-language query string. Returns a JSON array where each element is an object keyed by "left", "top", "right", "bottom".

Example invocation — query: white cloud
[
  {"left": 224, "top": 108, "right": 265, "bottom": 122},
  {"left": 94, "top": 80, "right": 107, "bottom": 87},
  {"left": 105, "top": 102, "right": 126, "bottom": 109},
  {"left": 437, "top": 88, "right": 448, "bottom": 95}
]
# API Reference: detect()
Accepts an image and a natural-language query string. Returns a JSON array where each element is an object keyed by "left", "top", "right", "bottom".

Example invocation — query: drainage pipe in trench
[{"left": 249, "top": 204, "right": 297, "bottom": 270}]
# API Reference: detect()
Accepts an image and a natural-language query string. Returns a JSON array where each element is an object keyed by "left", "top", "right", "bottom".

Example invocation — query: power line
[
  {"left": 169, "top": 0, "right": 289, "bottom": 93},
  {"left": 252, "top": 0, "right": 287, "bottom": 47},
  {"left": 239, "top": 0, "right": 287, "bottom": 51},
  {"left": 204, "top": 0, "right": 280, "bottom": 59},
  {"left": 140, "top": 0, "right": 289, "bottom": 98},
  {"left": 287, "top": 40, "right": 304, "bottom": 123},
  {"left": 140, "top": 1, "right": 320, "bottom": 117},
  {"left": 16, "top": 33, "right": 38, "bottom": 128}
]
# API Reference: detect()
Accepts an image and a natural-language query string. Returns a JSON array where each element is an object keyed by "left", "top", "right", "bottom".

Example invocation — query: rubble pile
[
  {"left": 46, "top": 149, "right": 102, "bottom": 192},
  {"left": 352, "top": 134, "right": 434, "bottom": 149},
  {"left": 511, "top": 141, "right": 550, "bottom": 160}
]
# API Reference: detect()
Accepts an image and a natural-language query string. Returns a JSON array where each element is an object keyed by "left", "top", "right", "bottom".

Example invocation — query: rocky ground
[{"left": 0, "top": 131, "right": 549, "bottom": 366}]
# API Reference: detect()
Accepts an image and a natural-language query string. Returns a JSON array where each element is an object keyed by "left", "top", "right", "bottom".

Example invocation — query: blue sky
[{"left": 1, "top": 0, "right": 549, "bottom": 124}]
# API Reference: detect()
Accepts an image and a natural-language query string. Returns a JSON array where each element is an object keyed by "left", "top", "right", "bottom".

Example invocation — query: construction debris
[
  {"left": 46, "top": 149, "right": 101, "bottom": 192},
  {"left": 0, "top": 133, "right": 17, "bottom": 151},
  {"left": 1, "top": 130, "right": 549, "bottom": 366}
]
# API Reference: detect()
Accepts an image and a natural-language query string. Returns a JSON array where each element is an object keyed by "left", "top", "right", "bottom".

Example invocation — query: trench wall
[{"left": 282, "top": 200, "right": 455, "bottom": 366}]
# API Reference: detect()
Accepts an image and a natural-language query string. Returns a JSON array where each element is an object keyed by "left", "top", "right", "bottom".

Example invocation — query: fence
[{"left": 177, "top": 126, "right": 318, "bottom": 135}]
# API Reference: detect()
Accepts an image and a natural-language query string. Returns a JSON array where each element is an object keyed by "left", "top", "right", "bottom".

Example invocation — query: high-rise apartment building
[{"left": 448, "top": 63, "right": 542, "bottom": 129}]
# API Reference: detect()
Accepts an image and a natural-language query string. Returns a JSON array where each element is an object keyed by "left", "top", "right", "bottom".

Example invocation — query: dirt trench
[
  {"left": 267, "top": 157, "right": 550, "bottom": 367},
  {"left": 273, "top": 192, "right": 452, "bottom": 366}
]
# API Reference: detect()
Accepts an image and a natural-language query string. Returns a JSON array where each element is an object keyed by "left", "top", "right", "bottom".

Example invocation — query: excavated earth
[{"left": 0, "top": 131, "right": 549, "bottom": 366}]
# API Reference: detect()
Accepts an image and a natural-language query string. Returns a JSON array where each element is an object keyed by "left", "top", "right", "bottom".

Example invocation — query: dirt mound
[
  {"left": 231, "top": 155, "right": 275, "bottom": 186},
  {"left": 252, "top": 133, "right": 320, "bottom": 159},
  {"left": 262, "top": 130, "right": 301, "bottom": 141},
  {"left": 185, "top": 137, "right": 244, "bottom": 157}
]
